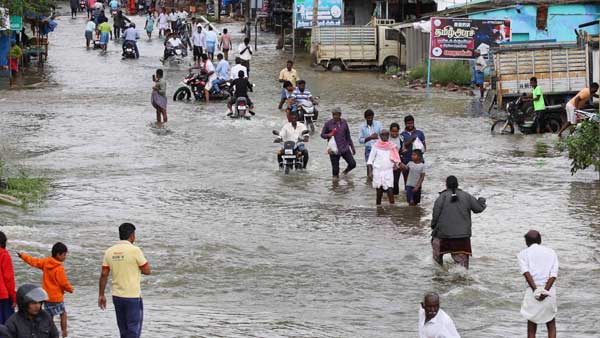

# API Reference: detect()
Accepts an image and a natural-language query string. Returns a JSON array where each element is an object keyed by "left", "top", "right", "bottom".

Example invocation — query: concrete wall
[{"left": 469, "top": 4, "right": 600, "bottom": 42}]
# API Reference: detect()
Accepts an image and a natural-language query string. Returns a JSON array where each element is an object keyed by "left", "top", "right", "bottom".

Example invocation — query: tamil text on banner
[
  {"left": 294, "top": 0, "right": 343, "bottom": 29},
  {"left": 429, "top": 17, "right": 511, "bottom": 60}
]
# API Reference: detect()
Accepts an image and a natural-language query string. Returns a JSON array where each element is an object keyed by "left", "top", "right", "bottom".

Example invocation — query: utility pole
[
  {"left": 215, "top": 0, "right": 220, "bottom": 22},
  {"left": 245, "top": 0, "right": 251, "bottom": 40},
  {"left": 310, "top": 0, "right": 319, "bottom": 65}
]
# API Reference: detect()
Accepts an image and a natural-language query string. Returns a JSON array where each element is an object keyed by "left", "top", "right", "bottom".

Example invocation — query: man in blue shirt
[
  {"left": 400, "top": 115, "right": 426, "bottom": 186},
  {"left": 212, "top": 53, "right": 230, "bottom": 93},
  {"left": 122, "top": 23, "right": 140, "bottom": 58},
  {"left": 358, "top": 109, "right": 382, "bottom": 169},
  {"left": 291, "top": 80, "right": 318, "bottom": 120}
]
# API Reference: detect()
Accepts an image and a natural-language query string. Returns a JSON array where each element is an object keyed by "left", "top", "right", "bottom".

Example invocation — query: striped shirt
[{"left": 292, "top": 88, "right": 311, "bottom": 104}]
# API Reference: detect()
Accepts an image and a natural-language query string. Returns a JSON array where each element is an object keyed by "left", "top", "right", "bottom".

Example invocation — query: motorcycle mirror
[
  {"left": 273, "top": 138, "right": 282, "bottom": 143},
  {"left": 302, "top": 130, "right": 309, "bottom": 135},
  {"left": 272, "top": 130, "right": 279, "bottom": 136}
]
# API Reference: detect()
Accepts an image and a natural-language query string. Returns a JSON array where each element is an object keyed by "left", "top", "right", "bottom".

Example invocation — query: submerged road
[{"left": 1, "top": 5, "right": 600, "bottom": 338}]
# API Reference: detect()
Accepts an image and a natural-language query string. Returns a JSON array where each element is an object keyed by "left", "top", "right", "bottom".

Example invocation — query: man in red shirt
[{"left": 0, "top": 232, "right": 16, "bottom": 325}]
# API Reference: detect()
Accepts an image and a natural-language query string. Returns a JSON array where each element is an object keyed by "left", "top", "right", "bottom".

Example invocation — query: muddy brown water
[{"left": 1, "top": 7, "right": 599, "bottom": 338}]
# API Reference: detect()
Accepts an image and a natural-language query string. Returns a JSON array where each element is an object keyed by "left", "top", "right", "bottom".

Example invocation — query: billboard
[
  {"left": 294, "top": 0, "right": 343, "bottom": 29},
  {"left": 429, "top": 17, "right": 511, "bottom": 59}
]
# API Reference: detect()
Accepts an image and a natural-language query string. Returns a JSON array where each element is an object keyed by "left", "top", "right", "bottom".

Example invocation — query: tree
[
  {"left": 0, "top": 0, "right": 56, "bottom": 16},
  {"left": 561, "top": 119, "right": 600, "bottom": 179}
]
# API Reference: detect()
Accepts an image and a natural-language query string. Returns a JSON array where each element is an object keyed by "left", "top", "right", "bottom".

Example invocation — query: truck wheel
[
  {"left": 383, "top": 57, "right": 400, "bottom": 73},
  {"left": 328, "top": 60, "right": 344, "bottom": 72}
]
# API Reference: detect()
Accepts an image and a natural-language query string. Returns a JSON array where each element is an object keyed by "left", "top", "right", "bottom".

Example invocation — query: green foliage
[
  {"left": 0, "top": 159, "right": 48, "bottom": 207},
  {"left": 408, "top": 60, "right": 472, "bottom": 86},
  {"left": 0, "top": 0, "right": 56, "bottom": 16},
  {"left": 557, "top": 119, "right": 600, "bottom": 178},
  {"left": 385, "top": 65, "right": 401, "bottom": 76}
]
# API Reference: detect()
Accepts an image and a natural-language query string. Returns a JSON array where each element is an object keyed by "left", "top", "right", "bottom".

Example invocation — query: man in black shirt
[{"left": 228, "top": 70, "right": 254, "bottom": 116}]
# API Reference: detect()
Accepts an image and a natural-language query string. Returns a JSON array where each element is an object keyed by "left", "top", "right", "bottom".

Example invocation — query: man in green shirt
[
  {"left": 529, "top": 77, "right": 546, "bottom": 134},
  {"left": 97, "top": 21, "right": 113, "bottom": 53},
  {"left": 8, "top": 42, "right": 23, "bottom": 85}
]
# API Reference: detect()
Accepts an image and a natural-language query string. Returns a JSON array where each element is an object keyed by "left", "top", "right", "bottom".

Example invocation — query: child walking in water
[
  {"left": 398, "top": 149, "right": 425, "bottom": 206},
  {"left": 18, "top": 242, "right": 74, "bottom": 338},
  {"left": 152, "top": 69, "right": 168, "bottom": 128},
  {"left": 367, "top": 129, "right": 401, "bottom": 205}
]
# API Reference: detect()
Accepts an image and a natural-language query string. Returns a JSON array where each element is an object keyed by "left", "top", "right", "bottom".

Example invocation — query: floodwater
[{"left": 1, "top": 7, "right": 600, "bottom": 338}]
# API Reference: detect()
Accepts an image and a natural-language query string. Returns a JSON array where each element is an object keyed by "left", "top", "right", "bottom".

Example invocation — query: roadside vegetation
[
  {"left": 408, "top": 61, "right": 472, "bottom": 86},
  {"left": 0, "top": 159, "right": 48, "bottom": 208},
  {"left": 556, "top": 119, "right": 600, "bottom": 179},
  {"left": 0, "top": 0, "right": 56, "bottom": 16}
]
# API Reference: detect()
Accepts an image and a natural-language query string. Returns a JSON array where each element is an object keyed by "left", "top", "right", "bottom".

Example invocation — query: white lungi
[{"left": 521, "top": 286, "right": 557, "bottom": 324}]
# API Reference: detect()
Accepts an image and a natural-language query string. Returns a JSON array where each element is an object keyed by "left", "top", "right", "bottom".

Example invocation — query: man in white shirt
[
  {"left": 200, "top": 53, "right": 217, "bottom": 104},
  {"left": 230, "top": 58, "right": 248, "bottom": 80},
  {"left": 158, "top": 10, "right": 168, "bottom": 37},
  {"left": 191, "top": 24, "right": 206, "bottom": 64},
  {"left": 168, "top": 9, "right": 177, "bottom": 31},
  {"left": 418, "top": 293, "right": 461, "bottom": 338},
  {"left": 473, "top": 49, "right": 487, "bottom": 99},
  {"left": 162, "top": 33, "right": 184, "bottom": 60},
  {"left": 204, "top": 25, "right": 218, "bottom": 61},
  {"left": 518, "top": 230, "right": 558, "bottom": 338},
  {"left": 237, "top": 37, "right": 252, "bottom": 74},
  {"left": 277, "top": 111, "right": 309, "bottom": 169}
]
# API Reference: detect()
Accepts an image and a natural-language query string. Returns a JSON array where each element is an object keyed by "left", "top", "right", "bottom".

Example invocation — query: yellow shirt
[
  {"left": 279, "top": 68, "right": 299, "bottom": 86},
  {"left": 102, "top": 241, "right": 148, "bottom": 298},
  {"left": 568, "top": 88, "right": 591, "bottom": 109}
]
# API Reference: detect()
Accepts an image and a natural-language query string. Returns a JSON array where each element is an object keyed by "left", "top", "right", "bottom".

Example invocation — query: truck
[
  {"left": 311, "top": 18, "right": 405, "bottom": 72},
  {"left": 492, "top": 42, "right": 595, "bottom": 107}
]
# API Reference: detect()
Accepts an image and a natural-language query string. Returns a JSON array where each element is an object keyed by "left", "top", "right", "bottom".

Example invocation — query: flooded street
[{"left": 1, "top": 7, "right": 600, "bottom": 338}]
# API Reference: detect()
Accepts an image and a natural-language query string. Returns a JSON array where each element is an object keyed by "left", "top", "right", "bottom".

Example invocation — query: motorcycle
[
  {"left": 273, "top": 130, "right": 310, "bottom": 174},
  {"left": 295, "top": 98, "right": 319, "bottom": 133},
  {"left": 172, "top": 70, "right": 232, "bottom": 102},
  {"left": 491, "top": 95, "right": 563, "bottom": 135},
  {"left": 162, "top": 47, "right": 186, "bottom": 65},
  {"left": 122, "top": 41, "right": 136, "bottom": 59},
  {"left": 231, "top": 97, "right": 250, "bottom": 119}
]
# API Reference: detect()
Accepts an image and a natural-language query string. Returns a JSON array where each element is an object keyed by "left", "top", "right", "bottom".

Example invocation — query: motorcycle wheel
[
  {"left": 173, "top": 87, "right": 191, "bottom": 101},
  {"left": 309, "top": 122, "right": 315, "bottom": 133},
  {"left": 546, "top": 119, "right": 561, "bottom": 133},
  {"left": 284, "top": 164, "right": 290, "bottom": 174},
  {"left": 491, "top": 119, "right": 515, "bottom": 135}
]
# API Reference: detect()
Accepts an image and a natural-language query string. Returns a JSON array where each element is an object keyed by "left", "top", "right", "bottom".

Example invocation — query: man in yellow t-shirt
[
  {"left": 558, "top": 82, "right": 599, "bottom": 137},
  {"left": 278, "top": 60, "right": 299, "bottom": 109},
  {"left": 99, "top": 223, "right": 151, "bottom": 338}
]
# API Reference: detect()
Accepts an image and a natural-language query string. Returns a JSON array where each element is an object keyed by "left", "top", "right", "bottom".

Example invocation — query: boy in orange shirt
[{"left": 18, "top": 242, "right": 74, "bottom": 338}]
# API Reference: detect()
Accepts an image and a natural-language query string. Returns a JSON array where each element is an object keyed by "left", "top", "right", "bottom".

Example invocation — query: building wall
[
  {"left": 469, "top": 4, "right": 600, "bottom": 42},
  {"left": 345, "top": 0, "right": 372, "bottom": 25}
]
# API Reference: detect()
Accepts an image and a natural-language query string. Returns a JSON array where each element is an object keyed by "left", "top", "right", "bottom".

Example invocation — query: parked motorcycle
[
  {"left": 491, "top": 95, "right": 563, "bottom": 135},
  {"left": 273, "top": 130, "right": 310, "bottom": 174},
  {"left": 172, "top": 70, "right": 232, "bottom": 102},
  {"left": 295, "top": 99, "right": 319, "bottom": 133}
]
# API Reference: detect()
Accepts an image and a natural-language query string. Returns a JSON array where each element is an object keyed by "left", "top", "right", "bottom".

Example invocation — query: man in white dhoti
[
  {"left": 518, "top": 230, "right": 558, "bottom": 338},
  {"left": 367, "top": 129, "right": 400, "bottom": 205},
  {"left": 418, "top": 292, "right": 461, "bottom": 338}
]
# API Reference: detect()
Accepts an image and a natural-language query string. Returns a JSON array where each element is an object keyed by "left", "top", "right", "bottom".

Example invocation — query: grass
[
  {"left": 408, "top": 60, "right": 472, "bottom": 86},
  {"left": 0, "top": 159, "right": 48, "bottom": 208},
  {"left": 385, "top": 65, "right": 401, "bottom": 76}
]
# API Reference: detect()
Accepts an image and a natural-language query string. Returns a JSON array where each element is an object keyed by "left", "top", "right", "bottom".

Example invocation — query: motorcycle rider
[
  {"left": 281, "top": 81, "right": 295, "bottom": 110},
  {"left": 212, "top": 53, "right": 230, "bottom": 93},
  {"left": 5, "top": 284, "right": 59, "bottom": 338},
  {"left": 122, "top": 23, "right": 140, "bottom": 58},
  {"left": 230, "top": 57, "right": 248, "bottom": 80},
  {"left": 277, "top": 111, "right": 309, "bottom": 169},
  {"left": 291, "top": 80, "right": 318, "bottom": 120},
  {"left": 200, "top": 53, "right": 217, "bottom": 104},
  {"left": 228, "top": 70, "right": 254, "bottom": 116},
  {"left": 162, "top": 32, "right": 184, "bottom": 61}
]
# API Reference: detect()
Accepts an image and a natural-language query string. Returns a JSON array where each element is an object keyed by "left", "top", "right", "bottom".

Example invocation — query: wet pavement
[{"left": 1, "top": 5, "right": 600, "bottom": 338}]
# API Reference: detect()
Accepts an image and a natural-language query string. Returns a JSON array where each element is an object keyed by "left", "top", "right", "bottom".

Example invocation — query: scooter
[
  {"left": 272, "top": 130, "right": 309, "bottom": 174},
  {"left": 296, "top": 98, "right": 319, "bottom": 133},
  {"left": 491, "top": 94, "right": 563, "bottom": 135},
  {"left": 162, "top": 47, "right": 186, "bottom": 65}
]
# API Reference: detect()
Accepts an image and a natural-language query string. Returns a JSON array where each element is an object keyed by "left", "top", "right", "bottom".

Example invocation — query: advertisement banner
[
  {"left": 294, "top": 0, "right": 343, "bottom": 29},
  {"left": 9, "top": 15, "right": 23, "bottom": 31},
  {"left": 429, "top": 17, "right": 511, "bottom": 59}
]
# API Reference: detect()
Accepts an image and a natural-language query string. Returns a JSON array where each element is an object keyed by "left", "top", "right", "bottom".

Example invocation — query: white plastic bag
[
  {"left": 327, "top": 136, "right": 338, "bottom": 155},
  {"left": 412, "top": 136, "right": 425, "bottom": 153}
]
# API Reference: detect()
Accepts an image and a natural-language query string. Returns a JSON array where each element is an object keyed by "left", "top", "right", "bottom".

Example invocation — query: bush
[
  {"left": 556, "top": 119, "right": 600, "bottom": 178},
  {"left": 0, "top": 159, "right": 48, "bottom": 207},
  {"left": 408, "top": 60, "right": 472, "bottom": 86}
]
